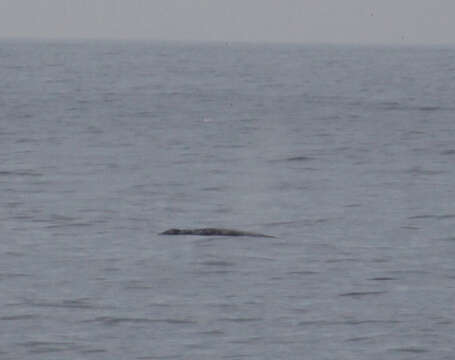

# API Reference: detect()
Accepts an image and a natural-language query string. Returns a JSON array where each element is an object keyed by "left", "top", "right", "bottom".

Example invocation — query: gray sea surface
[{"left": 1, "top": 40, "right": 455, "bottom": 359}]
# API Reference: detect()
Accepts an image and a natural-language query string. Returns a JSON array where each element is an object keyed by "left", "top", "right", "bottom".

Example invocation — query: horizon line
[{"left": 1, "top": 35, "right": 454, "bottom": 48}]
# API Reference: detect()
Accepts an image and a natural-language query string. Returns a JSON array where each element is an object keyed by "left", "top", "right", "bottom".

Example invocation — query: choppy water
[{"left": 1, "top": 40, "right": 455, "bottom": 359}]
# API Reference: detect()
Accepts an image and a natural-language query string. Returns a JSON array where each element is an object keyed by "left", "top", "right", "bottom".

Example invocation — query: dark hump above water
[{"left": 160, "top": 228, "right": 275, "bottom": 238}]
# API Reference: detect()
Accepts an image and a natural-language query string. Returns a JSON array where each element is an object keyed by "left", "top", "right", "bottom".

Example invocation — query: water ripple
[
  {"left": 197, "top": 329, "right": 225, "bottom": 336},
  {"left": 269, "top": 155, "right": 316, "bottom": 163},
  {"left": 339, "top": 291, "right": 387, "bottom": 297},
  {"left": 229, "top": 336, "right": 263, "bottom": 344},
  {"left": 198, "top": 260, "right": 236, "bottom": 267},
  {"left": 19, "top": 341, "right": 77, "bottom": 354},
  {"left": 0, "top": 170, "right": 43, "bottom": 177},
  {"left": 439, "top": 236, "right": 455, "bottom": 242},
  {"left": 136, "top": 356, "right": 181, "bottom": 360},
  {"left": 409, "top": 214, "right": 455, "bottom": 220},
  {"left": 218, "top": 317, "right": 262, "bottom": 323},
  {"left": 405, "top": 167, "right": 446, "bottom": 176},
  {"left": 86, "top": 316, "right": 197, "bottom": 326},
  {"left": 0, "top": 314, "right": 37, "bottom": 321},
  {"left": 390, "top": 347, "right": 429, "bottom": 353},
  {"left": 298, "top": 319, "right": 400, "bottom": 327},
  {"left": 0, "top": 272, "right": 31, "bottom": 280},
  {"left": 368, "top": 277, "right": 397, "bottom": 281},
  {"left": 23, "top": 298, "right": 100, "bottom": 310},
  {"left": 287, "top": 270, "right": 318, "bottom": 276},
  {"left": 441, "top": 149, "right": 455, "bottom": 155}
]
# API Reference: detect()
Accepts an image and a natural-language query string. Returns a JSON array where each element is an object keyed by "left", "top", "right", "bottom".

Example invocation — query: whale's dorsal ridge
[{"left": 159, "top": 228, "right": 274, "bottom": 238}]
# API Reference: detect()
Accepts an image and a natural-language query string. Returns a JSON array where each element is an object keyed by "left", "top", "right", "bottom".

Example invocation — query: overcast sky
[{"left": 0, "top": 0, "right": 454, "bottom": 44}]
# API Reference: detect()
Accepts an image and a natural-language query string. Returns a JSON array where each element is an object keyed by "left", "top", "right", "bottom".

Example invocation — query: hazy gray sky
[{"left": 1, "top": 0, "right": 454, "bottom": 44}]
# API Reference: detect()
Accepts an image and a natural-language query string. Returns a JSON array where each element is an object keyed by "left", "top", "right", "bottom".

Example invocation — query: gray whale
[{"left": 160, "top": 228, "right": 275, "bottom": 238}]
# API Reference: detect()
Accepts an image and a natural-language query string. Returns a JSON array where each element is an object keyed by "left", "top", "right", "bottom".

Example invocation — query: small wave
[
  {"left": 285, "top": 156, "right": 315, "bottom": 162},
  {"left": 345, "top": 336, "right": 373, "bottom": 342},
  {"left": 408, "top": 214, "right": 455, "bottom": 220},
  {"left": 0, "top": 170, "right": 43, "bottom": 177},
  {"left": 222, "top": 354, "right": 251, "bottom": 359},
  {"left": 418, "top": 106, "right": 441, "bottom": 111},
  {"left": 6, "top": 201, "right": 22, "bottom": 208},
  {"left": 136, "top": 356, "right": 180, "bottom": 360},
  {"left": 0, "top": 314, "right": 37, "bottom": 321},
  {"left": 400, "top": 225, "right": 420, "bottom": 230},
  {"left": 16, "top": 136, "right": 38, "bottom": 143},
  {"left": 368, "top": 277, "right": 397, "bottom": 281},
  {"left": 377, "top": 102, "right": 446, "bottom": 112},
  {"left": 434, "top": 317, "right": 453, "bottom": 325},
  {"left": 390, "top": 347, "right": 429, "bottom": 353},
  {"left": 229, "top": 336, "right": 262, "bottom": 344},
  {"left": 87, "top": 316, "right": 196, "bottom": 326},
  {"left": 344, "top": 203, "right": 362, "bottom": 208},
  {"left": 218, "top": 317, "right": 261, "bottom": 323},
  {"left": 262, "top": 220, "right": 299, "bottom": 227},
  {"left": 343, "top": 319, "right": 399, "bottom": 325},
  {"left": 197, "top": 329, "right": 225, "bottom": 336},
  {"left": 80, "top": 348, "right": 108, "bottom": 354},
  {"left": 263, "top": 217, "right": 333, "bottom": 229},
  {"left": 45, "top": 222, "right": 94, "bottom": 229},
  {"left": 439, "top": 236, "right": 455, "bottom": 242},
  {"left": 405, "top": 167, "right": 445, "bottom": 176},
  {"left": 287, "top": 270, "right": 318, "bottom": 276},
  {"left": 200, "top": 186, "right": 226, "bottom": 192},
  {"left": 192, "top": 269, "right": 233, "bottom": 275},
  {"left": 326, "top": 258, "right": 360, "bottom": 264},
  {"left": 19, "top": 341, "right": 76, "bottom": 354},
  {"left": 245, "top": 255, "right": 275, "bottom": 262},
  {"left": 199, "top": 260, "right": 236, "bottom": 267},
  {"left": 124, "top": 281, "right": 154, "bottom": 290},
  {"left": 298, "top": 319, "right": 399, "bottom": 326},
  {"left": 377, "top": 101, "right": 403, "bottom": 110},
  {"left": 408, "top": 214, "right": 434, "bottom": 220},
  {"left": 0, "top": 272, "right": 31, "bottom": 280},
  {"left": 25, "top": 298, "right": 98, "bottom": 310},
  {"left": 267, "top": 155, "right": 315, "bottom": 164},
  {"left": 441, "top": 149, "right": 455, "bottom": 155},
  {"left": 42, "top": 214, "right": 105, "bottom": 229},
  {"left": 389, "top": 269, "right": 428, "bottom": 276}
]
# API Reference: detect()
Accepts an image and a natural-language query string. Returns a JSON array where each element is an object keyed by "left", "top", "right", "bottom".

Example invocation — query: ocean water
[{"left": 1, "top": 39, "right": 455, "bottom": 359}]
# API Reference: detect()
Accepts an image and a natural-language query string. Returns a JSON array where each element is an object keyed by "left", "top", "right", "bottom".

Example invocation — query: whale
[{"left": 159, "top": 228, "right": 275, "bottom": 238}]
